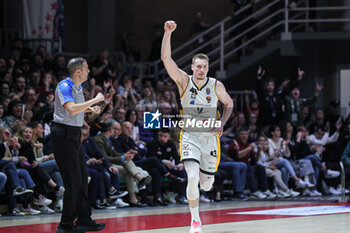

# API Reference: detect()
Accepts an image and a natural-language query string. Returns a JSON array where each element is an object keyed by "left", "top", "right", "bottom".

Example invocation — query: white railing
[{"left": 127, "top": 0, "right": 350, "bottom": 79}]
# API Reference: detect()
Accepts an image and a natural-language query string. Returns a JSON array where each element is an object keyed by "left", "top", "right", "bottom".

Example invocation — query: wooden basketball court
[{"left": 0, "top": 199, "right": 349, "bottom": 233}]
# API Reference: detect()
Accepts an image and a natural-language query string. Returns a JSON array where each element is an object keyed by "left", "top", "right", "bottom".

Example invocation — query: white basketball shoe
[{"left": 189, "top": 221, "right": 202, "bottom": 233}]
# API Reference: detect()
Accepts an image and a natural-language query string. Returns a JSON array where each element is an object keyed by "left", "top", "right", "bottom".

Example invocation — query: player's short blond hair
[{"left": 192, "top": 53, "right": 209, "bottom": 64}]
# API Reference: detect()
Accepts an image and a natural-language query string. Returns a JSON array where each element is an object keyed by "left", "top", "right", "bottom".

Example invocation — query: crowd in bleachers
[{"left": 0, "top": 39, "right": 349, "bottom": 217}]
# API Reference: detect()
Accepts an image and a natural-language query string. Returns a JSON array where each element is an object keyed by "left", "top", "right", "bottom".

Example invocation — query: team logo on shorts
[
  {"left": 183, "top": 144, "right": 189, "bottom": 150},
  {"left": 210, "top": 150, "right": 217, "bottom": 157},
  {"left": 143, "top": 110, "right": 161, "bottom": 129}
]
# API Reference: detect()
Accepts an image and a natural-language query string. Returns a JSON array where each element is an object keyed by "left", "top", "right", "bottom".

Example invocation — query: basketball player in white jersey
[{"left": 161, "top": 20, "right": 233, "bottom": 233}]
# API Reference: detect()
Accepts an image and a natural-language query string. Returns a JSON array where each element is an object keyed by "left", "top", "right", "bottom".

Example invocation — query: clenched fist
[
  {"left": 164, "top": 20, "right": 177, "bottom": 33},
  {"left": 95, "top": 93, "right": 105, "bottom": 102}
]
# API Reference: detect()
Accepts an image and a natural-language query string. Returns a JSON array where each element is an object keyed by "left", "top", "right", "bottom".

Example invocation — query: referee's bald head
[{"left": 67, "top": 57, "right": 86, "bottom": 75}]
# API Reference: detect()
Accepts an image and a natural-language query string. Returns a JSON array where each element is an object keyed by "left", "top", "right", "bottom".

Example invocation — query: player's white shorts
[{"left": 179, "top": 130, "right": 221, "bottom": 175}]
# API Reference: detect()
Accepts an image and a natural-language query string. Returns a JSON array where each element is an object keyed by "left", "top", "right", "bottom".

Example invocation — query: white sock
[{"left": 189, "top": 206, "right": 201, "bottom": 222}]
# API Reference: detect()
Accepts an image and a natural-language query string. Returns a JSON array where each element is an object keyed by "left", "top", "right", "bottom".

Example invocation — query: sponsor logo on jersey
[
  {"left": 190, "top": 87, "right": 198, "bottom": 95},
  {"left": 206, "top": 96, "right": 212, "bottom": 103},
  {"left": 206, "top": 88, "right": 210, "bottom": 95}
]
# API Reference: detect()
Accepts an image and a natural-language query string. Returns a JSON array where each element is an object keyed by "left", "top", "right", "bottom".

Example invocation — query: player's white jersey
[{"left": 180, "top": 76, "right": 219, "bottom": 133}]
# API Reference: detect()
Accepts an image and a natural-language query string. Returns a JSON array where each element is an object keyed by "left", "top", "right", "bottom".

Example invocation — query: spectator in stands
[
  {"left": 17, "top": 126, "right": 61, "bottom": 212},
  {"left": 80, "top": 126, "right": 128, "bottom": 209},
  {"left": 0, "top": 127, "right": 52, "bottom": 214},
  {"left": 139, "top": 87, "right": 157, "bottom": 109},
  {"left": 12, "top": 75, "right": 27, "bottom": 97},
  {"left": 281, "top": 120, "right": 316, "bottom": 196},
  {"left": 4, "top": 99, "right": 33, "bottom": 134},
  {"left": 36, "top": 72, "right": 56, "bottom": 97},
  {"left": 309, "top": 108, "right": 328, "bottom": 133},
  {"left": 244, "top": 93, "right": 259, "bottom": 118},
  {"left": 284, "top": 82, "right": 323, "bottom": 127},
  {"left": 23, "top": 87, "right": 38, "bottom": 111},
  {"left": 0, "top": 81, "right": 11, "bottom": 97},
  {"left": 91, "top": 49, "right": 117, "bottom": 86},
  {"left": 0, "top": 158, "right": 33, "bottom": 215},
  {"left": 227, "top": 127, "right": 275, "bottom": 199},
  {"left": 256, "top": 136, "right": 297, "bottom": 197},
  {"left": 247, "top": 113, "right": 259, "bottom": 142},
  {"left": 256, "top": 66, "right": 302, "bottom": 133},
  {"left": 118, "top": 121, "right": 185, "bottom": 205},
  {"left": 309, "top": 123, "right": 342, "bottom": 195},
  {"left": 294, "top": 125, "right": 340, "bottom": 195},
  {"left": 28, "top": 70, "right": 41, "bottom": 88},
  {"left": 159, "top": 89, "right": 179, "bottom": 113},
  {"left": 302, "top": 105, "right": 312, "bottom": 129},
  {"left": 53, "top": 55, "right": 67, "bottom": 75},
  {"left": 216, "top": 149, "right": 248, "bottom": 200},
  {"left": 147, "top": 129, "right": 187, "bottom": 204},
  {"left": 112, "top": 107, "right": 126, "bottom": 123},
  {"left": 309, "top": 123, "right": 341, "bottom": 161},
  {"left": 131, "top": 76, "right": 142, "bottom": 99},
  {"left": 29, "top": 121, "right": 64, "bottom": 211},
  {"left": 268, "top": 125, "right": 308, "bottom": 189},
  {"left": 126, "top": 109, "right": 140, "bottom": 142},
  {"left": 94, "top": 119, "right": 151, "bottom": 207},
  {"left": 117, "top": 73, "right": 138, "bottom": 108}
]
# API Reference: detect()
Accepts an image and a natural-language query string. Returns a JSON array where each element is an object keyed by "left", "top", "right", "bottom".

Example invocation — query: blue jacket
[{"left": 82, "top": 136, "right": 113, "bottom": 169}]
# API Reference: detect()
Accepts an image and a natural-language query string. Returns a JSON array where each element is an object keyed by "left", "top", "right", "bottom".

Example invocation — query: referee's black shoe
[{"left": 76, "top": 219, "right": 105, "bottom": 232}]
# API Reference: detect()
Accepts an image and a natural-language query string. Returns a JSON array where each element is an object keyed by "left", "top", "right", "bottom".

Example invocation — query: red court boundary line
[{"left": 0, "top": 202, "right": 349, "bottom": 233}]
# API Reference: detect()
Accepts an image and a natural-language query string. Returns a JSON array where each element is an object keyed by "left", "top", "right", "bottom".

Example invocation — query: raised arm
[{"left": 161, "top": 20, "right": 188, "bottom": 91}]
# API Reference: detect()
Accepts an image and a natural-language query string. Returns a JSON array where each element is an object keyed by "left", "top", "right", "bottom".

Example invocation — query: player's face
[{"left": 191, "top": 58, "right": 209, "bottom": 80}]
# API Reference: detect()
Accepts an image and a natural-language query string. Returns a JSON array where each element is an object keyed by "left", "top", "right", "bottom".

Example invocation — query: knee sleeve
[
  {"left": 184, "top": 161, "right": 200, "bottom": 200},
  {"left": 199, "top": 172, "right": 215, "bottom": 192}
]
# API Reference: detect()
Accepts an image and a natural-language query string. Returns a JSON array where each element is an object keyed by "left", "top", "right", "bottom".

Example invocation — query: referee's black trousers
[{"left": 52, "top": 123, "right": 91, "bottom": 228}]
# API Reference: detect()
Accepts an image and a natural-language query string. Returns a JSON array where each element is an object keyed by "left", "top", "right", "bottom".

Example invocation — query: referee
[{"left": 52, "top": 57, "right": 105, "bottom": 233}]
